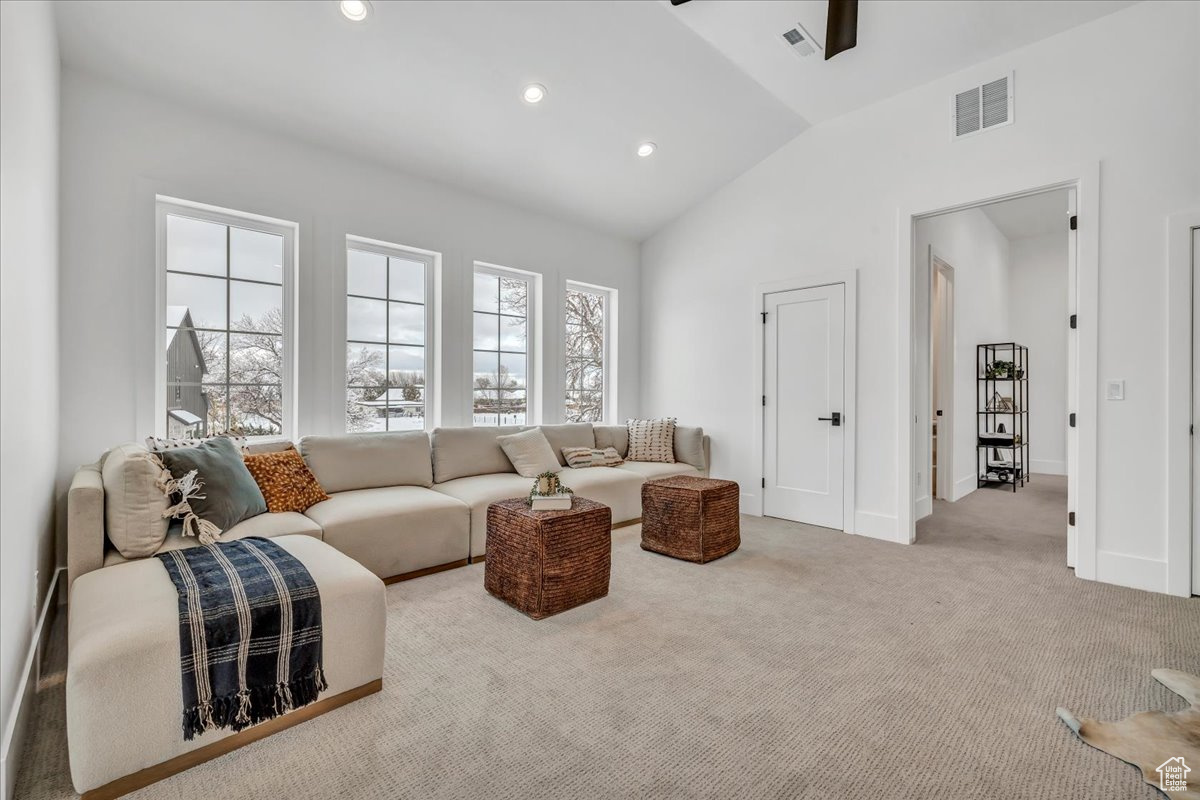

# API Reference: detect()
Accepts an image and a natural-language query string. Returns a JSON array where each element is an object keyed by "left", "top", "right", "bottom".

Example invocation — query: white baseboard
[
  {"left": 1095, "top": 550, "right": 1167, "bottom": 594},
  {"left": 914, "top": 494, "right": 932, "bottom": 521},
  {"left": 1031, "top": 459, "right": 1067, "bottom": 476},
  {"left": 951, "top": 474, "right": 976, "bottom": 501},
  {"left": 854, "top": 510, "right": 902, "bottom": 543},
  {"left": 0, "top": 566, "right": 62, "bottom": 800}
]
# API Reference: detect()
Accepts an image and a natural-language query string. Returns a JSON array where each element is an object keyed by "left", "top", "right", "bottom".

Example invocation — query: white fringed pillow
[{"left": 626, "top": 418, "right": 676, "bottom": 463}]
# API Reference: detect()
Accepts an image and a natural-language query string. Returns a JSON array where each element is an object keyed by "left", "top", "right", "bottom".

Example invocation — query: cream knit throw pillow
[{"left": 626, "top": 418, "right": 676, "bottom": 463}]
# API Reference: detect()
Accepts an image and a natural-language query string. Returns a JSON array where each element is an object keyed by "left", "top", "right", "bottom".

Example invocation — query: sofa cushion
[
  {"left": 538, "top": 423, "right": 595, "bottom": 467},
  {"left": 556, "top": 467, "right": 644, "bottom": 525},
  {"left": 430, "top": 426, "right": 524, "bottom": 483},
  {"left": 101, "top": 443, "right": 171, "bottom": 559},
  {"left": 69, "top": 535, "right": 384, "bottom": 795},
  {"left": 103, "top": 512, "right": 323, "bottom": 566},
  {"left": 299, "top": 431, "right": 432, "bottom": 493},
  {"left": 616, "top": 461, "right": 703, "bottom": 481},
  {"left": 673, "top": 426, "right": 707, "bottom": 471},
  {"left": 497, "top": 429, "right": 561, "bottom": 477},
  {"left": 244, "top": 447, "right": 330, "bottom": 513},
  {"left": 158, "top": 436, "right": 267, "bottom": 533},
  {"left": 304, "top": 486, "right": 469, "bottom": 579},
  {"left": 430, "top": 473, "right": 533, "bottom": 558},
  {"left": 627, "top": 418, "right": 676, "bottom": 463},
  {"left": 593, "top": 425, "right": 629, "bottom": 459}
]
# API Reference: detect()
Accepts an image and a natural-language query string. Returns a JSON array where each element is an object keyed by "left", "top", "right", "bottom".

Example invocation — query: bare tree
[{"left": 564, "top": 289, "right": 604, "bottom": 422}]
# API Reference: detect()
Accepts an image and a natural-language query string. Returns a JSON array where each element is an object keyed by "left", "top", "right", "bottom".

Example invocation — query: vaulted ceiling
[{"left": 54, "top": 0, "right": 1135, "bottom": 240}]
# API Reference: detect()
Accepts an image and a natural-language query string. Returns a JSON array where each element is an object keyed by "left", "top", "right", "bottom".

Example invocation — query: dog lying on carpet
[{"left": 1058, "top": 669, "right": 1200, "bottom": 799}]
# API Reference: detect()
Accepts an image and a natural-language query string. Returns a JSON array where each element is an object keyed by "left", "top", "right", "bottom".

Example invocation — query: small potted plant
[{"left": 528, "top": 471, "right": 574, "bottom": 511}]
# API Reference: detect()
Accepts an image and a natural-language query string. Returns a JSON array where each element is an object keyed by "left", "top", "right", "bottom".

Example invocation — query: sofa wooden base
[
  {"left": 81, "top": 678, "right": 382, "bottom": 800},
  {"left": 382, "top": 558, "right": 470, "bottom": 585}
]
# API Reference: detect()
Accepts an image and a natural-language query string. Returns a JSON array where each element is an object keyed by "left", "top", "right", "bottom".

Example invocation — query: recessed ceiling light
[
  {"left": 636, "top": 142, "right": 657, "bottom": 158},
  {"left": 522, "top": 84, "right": 547, "bottom": 104},
  {"left": 339, "top": 0, "right": 370, "bottom": 22}
]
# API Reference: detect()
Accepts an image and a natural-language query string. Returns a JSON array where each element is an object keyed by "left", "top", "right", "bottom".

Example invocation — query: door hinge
[
  {"left": 1069, "top": 314, "right": 1077, "bottom": 329},
  {"left": 762, "top": 311, "right": 767, "bottom": 323},
  {"left": 1069, "top": 215, "right": 1077, "bottom": 231},
  {"left": 1068, "top": 511, "right": 1076, "bottom": 526},
  {"left": 761, "top": 477, "right": 766, "bottom": 489},
  {"left": 762, "top": 395, "right": 766, "bottom": 406},
  {"left": 1069, "top": 412, "right": 1076, "bottom": 428}
]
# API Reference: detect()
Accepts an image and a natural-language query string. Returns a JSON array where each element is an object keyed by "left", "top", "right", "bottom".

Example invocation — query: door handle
[{"left": 817, "top": 412, "right": 842, "bottom": 427}]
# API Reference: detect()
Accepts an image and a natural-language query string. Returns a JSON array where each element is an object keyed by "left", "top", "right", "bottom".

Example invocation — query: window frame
[
  {"left": 344, "top": 235, "right": 439, "bottom": 433},
  {"left": 472, "top": 261, "right": 541, "bottom": 426},
  {"left": 563, "top": 280, "right": 617, "bottom": 424},
  {"left": 154, "top": 196, "right": 298, "bottom": 441}
]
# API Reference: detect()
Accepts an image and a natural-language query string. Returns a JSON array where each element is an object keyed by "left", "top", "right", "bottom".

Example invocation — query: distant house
[
  {"left": 355, "top": 387, "right": 424, "bottom": 420},
  {"left": 165, "top": 306, "right": 209, "bottom": 438}
]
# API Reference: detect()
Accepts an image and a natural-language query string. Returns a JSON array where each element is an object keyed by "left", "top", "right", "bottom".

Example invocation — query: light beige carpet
[{"left": 17, "top": 476, "right": 1199, "bottom": 799}]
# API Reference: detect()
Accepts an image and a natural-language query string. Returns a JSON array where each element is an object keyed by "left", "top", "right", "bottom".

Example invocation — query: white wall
[
  {"left": 1009, "top": 232, "right": 1069, "bottom": 475},
  {"left": 640, "top": 1, "right": 1199, "bottom": 591},
  {"left": 0, "top": 0, "right": 60, "bottom": 790},
  {"left": 58, "top": 71, "right": 641, "bottom": 491},
  {"left": 915, "top": 208, "right": 1012, "bottom": 508}
]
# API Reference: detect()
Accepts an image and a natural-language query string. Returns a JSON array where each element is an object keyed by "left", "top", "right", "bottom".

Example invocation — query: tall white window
[
  {"left": 564, "top": 282, "right": 615, "bottom": 423},
  {"left": 473, "top": 264, "right": 535, "bottom": 426},
  {"left": 157, "top": 198, "right": 296, "bottom": 439},
  {"left": 345, "top": 238, "right": 436, "bottom": 432}
]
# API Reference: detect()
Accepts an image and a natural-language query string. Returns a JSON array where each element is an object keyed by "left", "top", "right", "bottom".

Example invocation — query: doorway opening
[{"left": 911, "top": 187, "right": 1077, "bottom": 567}]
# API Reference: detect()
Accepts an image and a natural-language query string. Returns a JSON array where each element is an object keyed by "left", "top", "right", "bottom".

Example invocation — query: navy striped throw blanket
[{"left": 157, "top": 537, "right": 328, "bottom": 740}]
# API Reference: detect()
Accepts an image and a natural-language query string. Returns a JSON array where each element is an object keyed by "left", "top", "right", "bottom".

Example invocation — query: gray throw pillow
[{"left": 160, "top": 436, "right": 267, "bottom": 533}]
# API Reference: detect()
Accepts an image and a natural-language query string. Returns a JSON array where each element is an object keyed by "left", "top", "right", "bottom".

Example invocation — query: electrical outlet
[{"left": 1105, "top": 380, "right": 1125, "bottom": 401}]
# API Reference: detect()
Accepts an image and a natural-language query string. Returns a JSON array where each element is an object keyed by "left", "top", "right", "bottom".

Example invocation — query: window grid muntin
[
  {"left": 345, "top": 243, "right": 429, "bottom": 433},
  {"left": 164, "top": 212, "right": 285, "bottom": 437},
  {"left": 564, "top": 284, "right": 610, "bottom": 424},
  {"left": 473, "top": 270, "right": 530, "bottom": 426}
]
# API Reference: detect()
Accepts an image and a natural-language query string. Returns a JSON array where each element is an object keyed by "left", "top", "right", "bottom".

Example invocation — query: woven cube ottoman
[
  {"left": 67, "top": 535, "right": 386, "bottom": 799},
  {"left": 485, "top": 497, "right": 612, "bottom": 619},
  {"left": 641, "top": 476, "right": 740, "bottom": 563}
]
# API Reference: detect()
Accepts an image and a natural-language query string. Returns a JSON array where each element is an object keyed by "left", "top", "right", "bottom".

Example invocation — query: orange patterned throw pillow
[{"left": 243, "top": 447, "right": 330, "bottom": 513}]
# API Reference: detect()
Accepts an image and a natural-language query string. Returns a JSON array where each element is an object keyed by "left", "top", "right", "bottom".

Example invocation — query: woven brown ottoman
[
  {"left": 641, "top": 476, "right": 740, "bottom": 563},
  {"left": 485, "top": 497, "right": 612, "bottom": 619}
]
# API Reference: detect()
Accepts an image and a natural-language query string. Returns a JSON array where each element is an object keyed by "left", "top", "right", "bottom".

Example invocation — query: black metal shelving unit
[{"left": 977, "top": 343, "right": 1029, "bottom": 491}]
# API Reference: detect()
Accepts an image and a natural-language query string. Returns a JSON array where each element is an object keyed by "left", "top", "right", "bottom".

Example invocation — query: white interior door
[
  {"left": 1191, "top": 226, "right": 1199, "bottom": 594},
  {"left": 1066, "top": 189, "right": 1079, "bottom": 568},
  {"left": 763, "top": 283, "right": 845, "bottom": 529}
]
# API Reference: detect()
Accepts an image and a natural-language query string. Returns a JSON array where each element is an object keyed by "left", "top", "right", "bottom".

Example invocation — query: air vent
[
  {"left": 780, "top": 22, "right": 821, "bottom": 59},
  {"left": 952, "top": 73, "right": 1013, "bottom": 139}
]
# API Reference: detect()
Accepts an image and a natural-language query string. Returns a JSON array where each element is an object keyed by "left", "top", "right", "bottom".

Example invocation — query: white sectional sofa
[{"left": 67, "top": 422, "right": 709, "bottom": 586}]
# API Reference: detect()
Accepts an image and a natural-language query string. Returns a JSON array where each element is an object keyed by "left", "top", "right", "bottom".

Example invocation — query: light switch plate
[{"left": 1106, "top": 380, "right": 1125, "bottom": 401}]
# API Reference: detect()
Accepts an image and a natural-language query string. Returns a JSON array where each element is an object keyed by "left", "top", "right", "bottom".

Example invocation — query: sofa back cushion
[
  {"left": 431, "top": 426, "right": 524, "bottom": 483},
  {"left": 538, "top": 423, "right": 596, "bottom": 467},
  {"left": 102, "top": 442, "right": 171, "bottom": 559},
  {"left": 300, "top": 431, "right": 433, "bottom": 492},
  {"left": 593, "top": 425, "right": 629, "bottom": 458},
  {"left": 674, "top": 425, "right": 707, "bottom": 470}
]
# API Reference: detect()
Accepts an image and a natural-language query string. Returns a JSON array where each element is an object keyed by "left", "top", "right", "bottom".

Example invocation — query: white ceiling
[
  {"left": 670, "top": 0, "right": 1136, "bottom": 125},
  {"left": 982, "top": 189, "right": 1070, "bottom": 240},
  {"left": 53, "top": 0, "right": 804, "bottom": 241},
  {"left": 54, "top": 1, "right": 1134, "bottom": 241}
]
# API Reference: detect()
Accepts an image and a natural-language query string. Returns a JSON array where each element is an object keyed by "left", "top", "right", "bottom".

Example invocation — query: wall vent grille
[{"left": 953, "top": 73, "right": 1013, "bottom": 139}]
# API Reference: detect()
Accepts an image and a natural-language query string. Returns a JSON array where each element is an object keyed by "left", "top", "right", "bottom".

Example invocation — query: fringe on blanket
[
  {"left": 181, "top": 666, "right": 329, "bottom": 739},
  {"left": 142, "top": 451, "right": 223, "bottom": 545}
]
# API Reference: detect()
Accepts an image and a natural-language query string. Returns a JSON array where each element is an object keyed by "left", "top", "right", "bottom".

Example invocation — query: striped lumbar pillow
[
  {"left": 562, "top": 446, "right": 624, "bottom": 468},
  {"left": 626, "top": 418, "right": 676, "bottom": 463}
]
